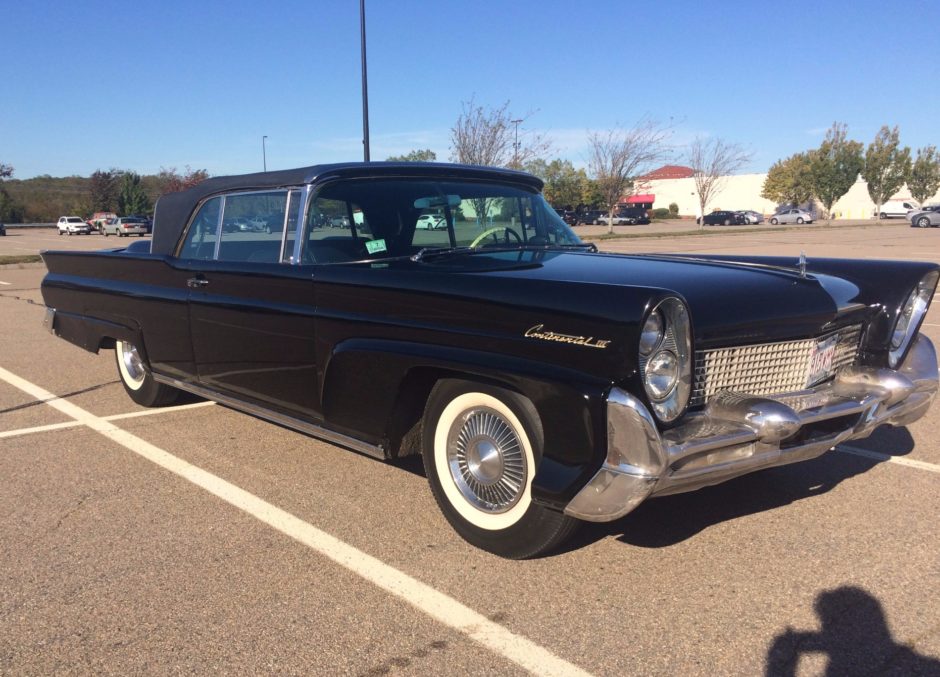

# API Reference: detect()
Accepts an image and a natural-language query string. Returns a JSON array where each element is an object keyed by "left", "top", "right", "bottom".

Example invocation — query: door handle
[{"left": 187, "top": 276, "right": 209, "bottom": 289}]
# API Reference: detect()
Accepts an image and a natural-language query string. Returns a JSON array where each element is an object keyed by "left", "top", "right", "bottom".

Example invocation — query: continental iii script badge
[{"left": 524, "top": 324, "right": 611, "bottom": 349}]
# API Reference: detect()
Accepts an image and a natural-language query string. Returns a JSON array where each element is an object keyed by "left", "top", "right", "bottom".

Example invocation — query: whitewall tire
[
  {"left": 422, "top": 379, "right": 579, "bottom": 558},
  {"left": 115, "top": 340, "right": 179, "bottom": 407}
]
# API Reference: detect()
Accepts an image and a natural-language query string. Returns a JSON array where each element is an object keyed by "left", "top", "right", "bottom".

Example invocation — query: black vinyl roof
[{"left": 151, "top": 162, "right": 543, "bottom": 256}]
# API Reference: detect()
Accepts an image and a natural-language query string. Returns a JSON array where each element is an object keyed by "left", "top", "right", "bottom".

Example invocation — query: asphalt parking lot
[{"left": 1, "top": 224, "right": 939, "bottom": 675}]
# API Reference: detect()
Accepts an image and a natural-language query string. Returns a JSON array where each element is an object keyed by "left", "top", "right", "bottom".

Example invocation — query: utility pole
[
  {"left": 262, "top": 135, "right": 268, "bottom": 172},
  {"left": 360, "top": 0, "right": 370, "bottom": 162},
  {"left": 511, "top": 119, "right": 523, "bottom": 168}
]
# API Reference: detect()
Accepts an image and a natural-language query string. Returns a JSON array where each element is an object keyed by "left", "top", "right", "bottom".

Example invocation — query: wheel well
[{"left": 385, "top": 368, "right": 524, "bottom": 459}]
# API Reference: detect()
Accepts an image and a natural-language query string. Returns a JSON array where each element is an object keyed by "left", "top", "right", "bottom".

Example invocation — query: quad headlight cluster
[
  {"left": 889, "top": 270, "right": 939, "bottom": 368},
  {"left": 639, "top": 297, "right": 692, "bottom": 422}
]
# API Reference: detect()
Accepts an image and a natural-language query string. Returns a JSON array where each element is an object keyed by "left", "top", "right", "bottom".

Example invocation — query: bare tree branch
[
  {"left": 587, "top": 119, "right": 671, "bottom": 233},
  {"left": 686, "top": 137, "right": 753, "bottom": 228},
  {"left": 449, "top": 97, "right": 551, "bottom": 169}
]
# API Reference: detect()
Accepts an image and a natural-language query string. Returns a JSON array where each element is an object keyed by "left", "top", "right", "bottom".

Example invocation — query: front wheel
[
  {"left": 796, "top": 217, "right": 804, "bottom": 224},
  {"left": 115, "top": 340, "right": 179, "bottom": 407},
  {"left": 918, "top": 216, "right": 931, "bottom": 228},
  {"left": 422, "top": 380, "right": 579, "bottom": 559},
  {"left": 771, "top": 218, "right": 779, "bottom": 225}
]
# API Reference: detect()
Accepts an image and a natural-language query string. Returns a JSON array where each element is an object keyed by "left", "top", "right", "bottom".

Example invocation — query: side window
[
  {"left": 217, "top": 191, "right": 288, "bottom": 263},
  {"left": 303, "top": 197, "right": 374, "bottom": 263},
  {"left": 180, "top": 197, "right": 221, "bottom": 260}
]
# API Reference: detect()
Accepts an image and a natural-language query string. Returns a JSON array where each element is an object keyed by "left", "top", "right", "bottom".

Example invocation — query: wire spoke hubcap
[{"left": 447, "top": 407, "right": 527, "bottom": 513}]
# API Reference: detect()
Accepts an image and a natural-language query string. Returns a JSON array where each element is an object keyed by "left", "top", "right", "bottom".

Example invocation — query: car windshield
[
  {"left": 302, "top": 178, "right": 583, "bottom": 264},
  {"left": 67, "top": 218, "right": 84, "bottom": 223}
]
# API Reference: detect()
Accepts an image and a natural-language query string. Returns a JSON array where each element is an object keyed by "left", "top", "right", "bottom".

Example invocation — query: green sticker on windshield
[{"left": 365, "top": 239, "right": 387, "bottom": 255}]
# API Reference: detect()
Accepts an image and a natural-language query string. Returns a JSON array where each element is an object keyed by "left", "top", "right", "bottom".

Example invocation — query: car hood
[{"left": 464, "top": 251, "right": 867, "bottom": 346}]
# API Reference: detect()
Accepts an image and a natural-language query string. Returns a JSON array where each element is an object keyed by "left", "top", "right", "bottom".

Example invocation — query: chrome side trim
[{"left": 152, "top": 374, "right": 386, "bottom": 460}]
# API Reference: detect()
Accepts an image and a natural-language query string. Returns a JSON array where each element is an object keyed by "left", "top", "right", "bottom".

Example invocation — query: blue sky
[{"left": 3, "top": 0, "right": 938, "bottom": 179}]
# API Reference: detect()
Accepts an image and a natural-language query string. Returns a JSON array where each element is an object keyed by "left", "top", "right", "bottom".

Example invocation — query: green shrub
[{"left": 668, "top": 202, "right": 679, "bottom": 215}]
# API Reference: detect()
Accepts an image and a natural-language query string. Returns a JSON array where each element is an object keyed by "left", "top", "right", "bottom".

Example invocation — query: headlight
[
  {"left": 645, "top": 350, "right": 678, "bottom": 399},
  {"left": 639, "top": 310, "right": 664, "bottom": 356},
  {"left": 889, "top": 270, "right": 939, "bottom": 367},
  {"left": 639, "top": 298, "right": 692, "bottom": 422}
]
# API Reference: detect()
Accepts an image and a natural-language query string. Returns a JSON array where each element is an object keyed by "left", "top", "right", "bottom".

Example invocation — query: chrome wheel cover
[
  {"left": 120, "top": 342, "right": 146, "bottom": 385},
  {"left": 446, "top": 407, "right": 527, "bottom": 513}
]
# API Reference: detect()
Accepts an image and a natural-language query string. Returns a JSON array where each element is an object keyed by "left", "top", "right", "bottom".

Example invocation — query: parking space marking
[
  {"left": 0, "top": 365, "right": 591, "bottom": 677},
  {"left": 838, "top": 444, "right": 940, "bottom": 475},
  {"left": 0, "top": 281, "right": 10, "bottom": 285},
  {"left": 0, "top": 400, "right": 215, "bottom": 440}
]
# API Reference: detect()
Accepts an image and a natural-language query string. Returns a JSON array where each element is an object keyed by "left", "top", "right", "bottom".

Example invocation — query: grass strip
[
  {"left": 585, "top": 220, "right": 910, "bottom": 242},
  {"left": 0, "top": 255, "right": 43, "bottom": 265}
]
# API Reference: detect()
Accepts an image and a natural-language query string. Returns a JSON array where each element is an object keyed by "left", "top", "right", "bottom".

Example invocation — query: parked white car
[
  {"left": 770, "top": 208, "right": 814, "bottom": 225},
  {"left": 416, "top": 214, "right": 447, "bottom": 230},
  {"left": 57, "top": 216, "right": 92, "bottom": 235}
]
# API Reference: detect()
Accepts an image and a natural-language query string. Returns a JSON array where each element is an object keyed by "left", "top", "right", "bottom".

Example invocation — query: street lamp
[
  {"left": 511, "top": 118, "right": 523, "bottom": 168},
  {"left": 262, "top": 135, "right": 268, "bottom": 172},
  {"left": 360, "top": 0, "right": 370, "bottom": 162}
]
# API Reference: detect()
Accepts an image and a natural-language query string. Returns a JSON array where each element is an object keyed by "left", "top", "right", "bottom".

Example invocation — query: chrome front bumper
[{"left": 564, "top": 334, "right": 939, "bottom": 522}]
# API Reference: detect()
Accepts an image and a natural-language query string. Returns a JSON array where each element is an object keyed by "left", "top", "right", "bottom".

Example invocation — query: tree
[
  {"left": 809, "top": 122, "right": 864, "bottom": 222},
  {"left": 386, "top": 149, "right": 437, "bottom": 162},
  {"left": 908, "top": 145, "right": 940, "bottom": 205},
  {"left": 686, "top": 137, "right": 752, "bottom": 228},
  {"left": 761, "top": 152, "right": 814, "bottom": 207},
  {"left": 525, "top": 158, "right": 586, "bottom": 208},
  {"left": 116, "top": 172, "right": 150, "bottom": 215},
  {"left": 89, "top": 169, "right": 118, "bottom": 212},
  {"left": 587, "top": 119, "right": 670, "bottom": 233},
  {"left": 449, "top": 98, "right": 550, "bottom": 169},
  {"left": 157, "top": 166, "right": 209, "bottom": 196},
  {"left": 0, "top": 162, "right": 23, "bottom": 222},
  {"left": 861, "top": 126, "right": 911, "bottom": 220}
]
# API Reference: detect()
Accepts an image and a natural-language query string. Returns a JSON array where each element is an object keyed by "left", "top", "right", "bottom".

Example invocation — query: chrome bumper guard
[{"left": 565, "top": 334, "right": 938, "bottom": 522}]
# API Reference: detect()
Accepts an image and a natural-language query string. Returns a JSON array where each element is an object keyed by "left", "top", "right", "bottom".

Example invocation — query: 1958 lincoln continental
[{"left": 40, "top": 162, "right": 938, "bottom": 558}]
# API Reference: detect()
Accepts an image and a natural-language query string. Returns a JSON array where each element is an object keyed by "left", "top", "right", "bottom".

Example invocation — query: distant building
[{"left": 631, "top": 171, "right": 940, "bottom": 219}]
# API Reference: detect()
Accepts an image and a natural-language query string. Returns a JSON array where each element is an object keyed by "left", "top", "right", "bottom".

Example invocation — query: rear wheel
[
  {"left": 771, "top": 217, "right": 778, "bottom": 225},
  {"left": 880, "top": 212, "right": 887, "bottom": 219},
  {"left": 422, "top": 379, "right": 579, "bottom": 559},
  {"left": 796, "top": 217, "right": 804, "bottom": 224},
  {"left": 723, "top": 219, "right": 731, "bottom": 226},
  {"left": 115, "top": 340, "right": 179, "bottom": 407}
]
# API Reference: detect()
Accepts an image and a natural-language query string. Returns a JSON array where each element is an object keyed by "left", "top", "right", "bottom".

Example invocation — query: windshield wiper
[{"left": 412, "top": 242, "right": 596, "bottom": 262}]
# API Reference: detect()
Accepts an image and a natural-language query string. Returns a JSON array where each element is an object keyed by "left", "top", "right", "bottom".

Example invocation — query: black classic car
[
  {"left": 698, "top": 210, "right": 747, "bottom": 226},
  {"left": 40, "top": 162, "right": 938, "bottom": 558}
]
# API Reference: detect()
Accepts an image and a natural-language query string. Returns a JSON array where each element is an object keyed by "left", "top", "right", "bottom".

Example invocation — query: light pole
[
  {"left": 360, "top": 0, "right": 370, "bottom": 162},
  {"left": 262, "top": 135, "right": 268, "bottom": 172},
  {"left": 511, "top": 118, "right": 523, "bottom": 168}
]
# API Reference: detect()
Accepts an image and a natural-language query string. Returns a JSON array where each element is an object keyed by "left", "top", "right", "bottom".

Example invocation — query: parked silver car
[
  {"left": 910, "top": 210, "right": 940, "bottom": 228},
  {"left": 741, "top": 210, "right": 764, "bottom": 224},
  {"left": 102, "top": 217, "right": 148, "bottom": 237},
  {"left": 770, "top": 208, "right": 813, "bottom": 225}
]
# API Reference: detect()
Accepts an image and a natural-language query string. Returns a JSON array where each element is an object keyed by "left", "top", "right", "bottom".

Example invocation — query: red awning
[{"left": 623, "top": 194, "right": 655, "bottom": 204}]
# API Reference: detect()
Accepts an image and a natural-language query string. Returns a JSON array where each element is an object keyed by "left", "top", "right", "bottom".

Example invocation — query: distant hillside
[{"left": 1, "top": 173, "right": 182, "bottom": 222}]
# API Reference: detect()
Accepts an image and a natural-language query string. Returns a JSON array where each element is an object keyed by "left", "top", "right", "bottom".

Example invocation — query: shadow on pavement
[
  {"left": 568, "top": 446, "right": 897, "bottom": 550},
  {"left": 764, "top": 586, "right": 940, "bottom": 676}
]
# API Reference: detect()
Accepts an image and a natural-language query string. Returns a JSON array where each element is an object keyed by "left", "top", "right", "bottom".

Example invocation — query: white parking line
[
  {"left": 0, "top": 400, "right": 215, "bottom": 440},
  {"left": 0, "top": 365, "right": 591, "bottom": 677},
  {"left": 838, "top": 445, "right": 940, "bottom": 475},
  {"left": 0, "top": 281, "right": 10, "bottom": 285}
]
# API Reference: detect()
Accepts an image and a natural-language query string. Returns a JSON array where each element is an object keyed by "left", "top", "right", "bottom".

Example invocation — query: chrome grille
[{"left": 691, "top": 325, "right": 862, "bottom": 407}]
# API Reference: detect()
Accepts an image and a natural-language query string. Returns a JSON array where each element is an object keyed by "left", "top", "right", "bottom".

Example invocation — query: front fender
[{"left": 321, "top": 338, "right": 614, "bottom": 508}]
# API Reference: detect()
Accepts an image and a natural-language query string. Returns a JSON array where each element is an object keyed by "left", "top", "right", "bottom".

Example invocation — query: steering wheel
[{"left": 469, "top": 227, "right": 523, "bottom": 248}]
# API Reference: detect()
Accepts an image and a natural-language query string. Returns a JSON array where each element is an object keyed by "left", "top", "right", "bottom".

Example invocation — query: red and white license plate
[{"left": 806, "top": 334, "right": 839, "bottom": 387}]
